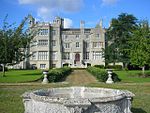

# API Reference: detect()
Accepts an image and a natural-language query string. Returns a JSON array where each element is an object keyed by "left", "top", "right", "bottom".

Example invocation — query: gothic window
[
  {"left": 38, "top": 40, "right": 48, "bottom": 46},
  {"left": 92, "top": 51, "right": 102, "bottom": 60},
  {"left": 51, "top": 64, "right": 56, "bottom": 68},
  {"left": 76, "top": 35, "right": 79, "bottom": 38},
  {"left": 96, "top": 34, "right": 100, "bottom": 38},
  {"left": 84, "top": 52, "right": 89, "bottom": 60},
  {"left": 40, "top": 64, "right": 46, "bottom": 69},
  {"left": 52, "top": 30, "right": 56, "bottom": 35},
  {"left": 39, "top": 29, "right": 48, "bottom": 36},
  {"left": 76, "top": 42, "right": 80, "bottom": 47},
  {"left": 52, "top": 52, "right": 57, "bottom": 60},
  {"left": 38, "top": 51, "right": 48, "bottom": 60},
  {"left": 64, "top": 43, "right": 70, "bottom": 48},
  {"left": 52, "top": 40, "right": 56, "bottom": 46},
  {"left": 84, "top": 42, "right": 89, "bottom": 48},
  {"left": 93, "top": 42, "right": 103, "bottom": 48},
  {"left": 63, "top": 52, "right": 70, "bottom": 60}
]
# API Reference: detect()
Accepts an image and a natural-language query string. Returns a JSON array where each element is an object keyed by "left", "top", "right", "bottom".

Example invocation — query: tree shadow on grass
[{"left": 132, "top": 108, "right": 147, "bottom": 113}]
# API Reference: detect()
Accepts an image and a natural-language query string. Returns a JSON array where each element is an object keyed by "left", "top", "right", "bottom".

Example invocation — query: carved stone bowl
[{"left": 22, "top": 87, "right": 134, "bottom": 113}]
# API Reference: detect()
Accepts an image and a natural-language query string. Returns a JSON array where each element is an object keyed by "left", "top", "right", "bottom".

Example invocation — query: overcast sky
[{"left": 0, "top": 0, "right": 150, "bottom": 28}]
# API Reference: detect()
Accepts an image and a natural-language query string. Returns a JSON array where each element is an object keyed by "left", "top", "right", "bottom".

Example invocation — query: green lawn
[
  {"left": 0, "top": 70, "right": 42, "bottom": 83},
  {"left": 1, "top": 69, "right": 150, "bottom": 83},
  {"left": 88, "top": 83, "right": 150, "bottom": 113},
  {"left": 0, "top": 83, "right": 150, "bottom": 113},
  {"left": 0, "top": 69, "right": 150, "bottom": 113},
  {"left": 115, "top": 70, "right": 150, "bottom": 83},
  {"left": 0, "top": 84, "right": 69, "bottom": 113}
]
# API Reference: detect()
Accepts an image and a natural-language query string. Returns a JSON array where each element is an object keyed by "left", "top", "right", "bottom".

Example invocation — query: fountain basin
[{"left": 22, "top": 87, "right": 134, "bottom": 113}]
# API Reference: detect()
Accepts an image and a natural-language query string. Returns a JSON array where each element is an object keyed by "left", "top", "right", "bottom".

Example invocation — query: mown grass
[
  {"left": 88, "top": 83, "right": 150, "bottom": 113},
  {"left": 0, "top": 70, "right": 42, "bottom": 83},
  {"left": 0, "top": 83, "right": 150, "bottom": 113},
  {"left": 0, "top": 69, "right": 150, "bottom": 83},
  {"left": 0, "top": 69, "right": 150, "bottom": 113},
  {"left": 115, "top": 70, "right": 150, "bottom": 83},
  {"left": 0, "top": 84, "right": 69, "bottom": 113}
]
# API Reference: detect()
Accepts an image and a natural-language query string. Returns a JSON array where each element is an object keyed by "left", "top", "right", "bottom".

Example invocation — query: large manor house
[{"left": 18, "top": 15, "right": 105, "bottom": 69}]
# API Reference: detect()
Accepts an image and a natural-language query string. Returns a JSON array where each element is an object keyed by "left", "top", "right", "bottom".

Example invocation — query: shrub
[
  {"left": 47, "top": 67, "right": 72, "bottom": 82},
  {"left": 105, "top": 65, "right": 122, "bottom": 70},
  {"left": 94, "top": 65, "right": 105, "bottom": 69},
  {"left": 87, "top": 67, "right": 121, "bottom": 82},
  {"left": 63, "top": 63, "right": 69, "bottom": 67},
  {"left": 127, "top": 64, "right": 150, "bottom": 70}
]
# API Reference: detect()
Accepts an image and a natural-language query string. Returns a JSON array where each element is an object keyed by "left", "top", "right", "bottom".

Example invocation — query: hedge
[
  {"left": 93, "top": 65, "right": 122, "bottom": 70},
  {"left": 47, "top": 67, "right": 72, "bottom": 82},
  {"left": 94, "top": 65, "right": 105, "bottom": 69},
  {"left": 87, "top": 66, "right": 121, "bottom": 82},
  {"left": 105, "top": 65, "right": 122, "bottom": 70}
]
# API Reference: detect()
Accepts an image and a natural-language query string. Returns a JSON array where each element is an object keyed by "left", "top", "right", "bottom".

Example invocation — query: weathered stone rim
[{"left": 23, "top": 87, "right": 135, "bottom": 105}]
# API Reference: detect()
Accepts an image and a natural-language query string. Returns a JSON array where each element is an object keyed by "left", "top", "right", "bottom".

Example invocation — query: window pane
[
  {"left": 52, "top": 52, "right": 57, "bottom": 60},
  {"left": 52, "top": 30, "right": 56, "bottom": 35},
  {"left": 38, "top": 40, "right": 48, "bottom": 46},
  {"left": 84, "top": 42, "right": 89, "bottom": 48},
  {"left": 92, "top": 51, "right": 102, "bottom": 60},
  {"left": 76, "top": 42, "right": 79, "bottom": 47},
  {"left": 93, "top": 42, "right": 103, "bottom": 48},
  {"left": 52, "top": 64, "right": 56, "bottom": 68},
  {"left": 52, "top": 40, "right": 56, "bottom": 46},
  {"left": 39, "top": 29, "right": 48, "bottom": 36},
  {"left": 38, "top": 51, "right": 48, "bottom": 60},
  {"left": 84, "top": 52, "right": 89, "bottom": 60},
  {"left": 76, "top": 35, "right": 79, "bottom": 38},
  {"left": 64, "top": 43, "right": 70, "bottom": 48},
  {"left": 96, "top": 34, "right": 100, "bottom": 38},
  {"left": 63, "top": 52, "right": 70, "bottom": 60},
  {"left": 40, "top": 64, "right": 46, "bottom": 69}
]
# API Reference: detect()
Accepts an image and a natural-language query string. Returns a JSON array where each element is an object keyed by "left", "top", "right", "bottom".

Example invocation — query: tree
[
  {"left": 129, "top": 21, "right": 150, "bottom": 75},
  {"left": 0, "top": 15, "right": 36, "bottom": 77},
  {"left": 105, "top": 13, "right": 137, "bottom": 68}
]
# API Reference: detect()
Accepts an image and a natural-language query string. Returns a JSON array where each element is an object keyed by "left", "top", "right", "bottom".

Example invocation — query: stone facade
[
  {"left": 22, "top": 87, "right": 135, "bottom": 113},
  {"left": 28, "top": 15, "right": 105, "bottom": 69}
]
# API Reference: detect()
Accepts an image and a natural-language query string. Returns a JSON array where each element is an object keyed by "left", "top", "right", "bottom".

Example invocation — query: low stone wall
[{"left": 22, "top": 87, "right": 134, "bottom": 113}]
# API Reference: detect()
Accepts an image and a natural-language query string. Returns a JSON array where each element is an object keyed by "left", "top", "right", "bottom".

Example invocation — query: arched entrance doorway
[{"left": 74, "top": 53, "right": 80, "bottom": 65}]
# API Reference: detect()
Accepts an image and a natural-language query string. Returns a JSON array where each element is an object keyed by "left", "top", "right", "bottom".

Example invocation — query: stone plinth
[{"left": 22, "top": 87, "right": 135, "bottom": 113}]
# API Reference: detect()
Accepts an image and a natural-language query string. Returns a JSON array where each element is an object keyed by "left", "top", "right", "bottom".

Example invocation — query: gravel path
[{"left": 65, "top": 69, "right": 97, "bottom": 85}]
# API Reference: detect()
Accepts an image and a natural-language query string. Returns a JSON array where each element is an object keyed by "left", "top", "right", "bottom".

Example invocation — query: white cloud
[
  {"left": 101, "top": 0, "right": 118, "bottom": 6},
  {"left": 18, "top": 0, "right": 83, "bottom": 21},
  {"left": 37, "top": 7, "right": 52, "bottom": 20},
  {"left": 64, "top": 18, "right": 73, "bottom": 28}
]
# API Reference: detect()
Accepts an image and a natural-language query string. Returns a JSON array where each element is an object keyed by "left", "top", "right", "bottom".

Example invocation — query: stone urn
[
  {"left": 42, "top": 70, "right": 49, "bottom": 84},
  {"left": 106, "top": 69, "right": 114, "bottom": 84}
]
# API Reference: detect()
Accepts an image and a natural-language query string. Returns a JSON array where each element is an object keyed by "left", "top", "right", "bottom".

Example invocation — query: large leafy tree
[
  {"left": 129, "top": 21, "right": 150, "bottom": 75},
  {"left": 105, "top": 13, "right": 137, "bottom": 68},
  {"left": 0, "top": 15, "right": 35, "bottom": 77}
]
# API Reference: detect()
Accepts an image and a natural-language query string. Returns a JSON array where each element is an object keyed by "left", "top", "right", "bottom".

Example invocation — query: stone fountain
[{"left": 22, "top": 87, "right": 134, "bottom": 113}]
